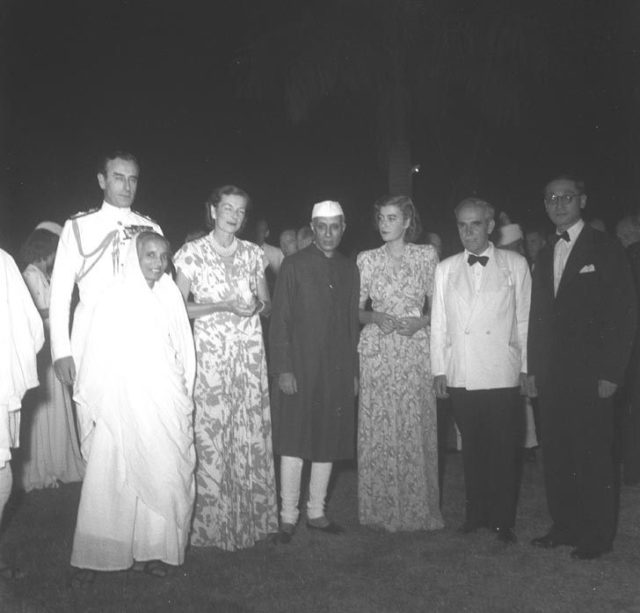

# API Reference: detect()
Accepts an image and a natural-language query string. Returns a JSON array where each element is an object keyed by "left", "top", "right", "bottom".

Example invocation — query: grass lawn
[{"left": 1, "top": 453, "right": 640, "bottom": 612}]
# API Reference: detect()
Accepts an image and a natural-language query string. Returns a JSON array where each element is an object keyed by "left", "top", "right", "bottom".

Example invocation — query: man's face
[
  {"left": 456, "top": 205, "right": 494, "bottom": 255},
  {"left": 137, "top": 236, "right": 169, "bottom": 287},
  {"left": 525, "top": 231, "right": 546, "bottom": 261},
  {"left": 279, "top": 230, "right": 298, "bottom": 256},
  {"left": 311, "top": 215, "right": 345, "bottom": 256},
  {"left": 544, "top": 178, "right": 586, "bottom": 232},
  {"left": 98, "top": 157, "right": 139, "bottom": 208}
]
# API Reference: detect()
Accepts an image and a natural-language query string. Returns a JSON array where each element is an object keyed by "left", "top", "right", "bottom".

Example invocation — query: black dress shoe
[
  {"left": 495, "top": 527, "right": 517, "bottom": 544},
  {"left": 278, "top": 523, "right": 295, "bottom": 544},
  {"left": 570, "top": 547, "right": 610, "bottom": 561},
  {"left": 306, "top": 520, "right": 344, "bottom": 534},
  {"left": 530, "top": 533, "right": 573, "bottom": 549}
]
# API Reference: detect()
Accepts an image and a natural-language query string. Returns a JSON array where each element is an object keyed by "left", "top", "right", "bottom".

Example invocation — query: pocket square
[{"left": 579, "top": 264, "right": 595, "bottom": 274}]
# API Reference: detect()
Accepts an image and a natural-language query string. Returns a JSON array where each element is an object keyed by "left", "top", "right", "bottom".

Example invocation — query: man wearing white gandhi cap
[{"left": 269, "top": 200, "right": 360, "bottom": 541}]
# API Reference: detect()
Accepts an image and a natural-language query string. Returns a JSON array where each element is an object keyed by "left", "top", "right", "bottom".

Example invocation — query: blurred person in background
[{"left": 16, "top": 222, "right": 84, "bottom": 491}]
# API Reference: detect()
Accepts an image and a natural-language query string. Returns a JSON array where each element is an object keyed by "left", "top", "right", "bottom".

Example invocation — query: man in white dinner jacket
[{"left": 430, "top": 197, "right": 531, "bottom": 544}]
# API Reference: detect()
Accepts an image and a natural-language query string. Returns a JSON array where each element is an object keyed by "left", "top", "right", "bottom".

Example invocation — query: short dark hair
[
  {"left": 98, "top": 150, "right": 140, "bottom": 176},
  {"left": 454, "top": 197, "right": 495, "bottom": 221},
  {"left": 204, "top": 185, "right": 251, "bottom": 231},
  {"left": 373, "top": 194, "right": 423, "bottom": 243},
  {"left": 545, "top": 174, "right": 586, "bottom": 195},
  {"left": 18, "top": 229, "right": 59, "bottom": 271}
]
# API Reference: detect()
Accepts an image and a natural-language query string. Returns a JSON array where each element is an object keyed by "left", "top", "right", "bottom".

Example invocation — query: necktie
[
  {"left": 467, "top": 254, "right": 489, "bottom": 266},
  {"left": 553, "top": 231, "right": 570, "bottom": 244}
]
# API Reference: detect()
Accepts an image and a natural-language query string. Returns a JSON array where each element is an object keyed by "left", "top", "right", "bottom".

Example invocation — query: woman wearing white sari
[
  {"left": 70, "top": 232, "right": 195, "bottom": 586},
  {"left": 0, "top": 248, "right": 44, "bottom": 579}
]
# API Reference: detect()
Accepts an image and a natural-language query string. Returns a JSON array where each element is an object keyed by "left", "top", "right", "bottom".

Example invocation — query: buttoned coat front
[{"left": 430, "top": 245, "right": 531, "bottom": 390}]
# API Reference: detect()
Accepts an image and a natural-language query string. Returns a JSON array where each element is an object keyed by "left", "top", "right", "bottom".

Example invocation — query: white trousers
[
  {"left": 280, "top": 456, "right": 332, "bottom": 524},
  {"left": 0, "top": 463, "right": 12, "bottom": 529}
]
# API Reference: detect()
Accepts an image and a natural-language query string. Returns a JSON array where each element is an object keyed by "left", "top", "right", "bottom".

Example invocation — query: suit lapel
[
  {"left": 465, "top": 248, "right": 500, "bottom": 327},
  {"left": 557, "top": 225, "right": 593, "bottom": 298},
  {"left": 536, "top": 243, "right": 555, "bottom": 299},
  {"left": 451, "top": 253, "right": 474, "bottom": 306}
]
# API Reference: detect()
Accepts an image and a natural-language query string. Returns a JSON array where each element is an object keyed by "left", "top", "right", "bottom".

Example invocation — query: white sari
[
  {"left": 0, "top": 250, "right": 44, "bottom": 467},
  {"left": 72, "top": 239, "right": 196, "bottom": 569}
]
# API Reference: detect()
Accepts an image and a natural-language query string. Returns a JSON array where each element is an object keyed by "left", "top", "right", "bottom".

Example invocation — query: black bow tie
[
  {"left": 467, "top": 254, "right": 489, "bottom": 267},
  {"left": 553, "top": 231, "right": 570, "bottom": 244}
]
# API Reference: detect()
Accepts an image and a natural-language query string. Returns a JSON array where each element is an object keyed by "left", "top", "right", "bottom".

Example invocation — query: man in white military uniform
[
  {"left": 430, "top": 197, "right": 531, "bottom": 544},
  {"left": 49, "top": 151, "right": 162, "bottom": 587},
  {"left": 50, "top": 150, "right": 161, "bottom": 420}
]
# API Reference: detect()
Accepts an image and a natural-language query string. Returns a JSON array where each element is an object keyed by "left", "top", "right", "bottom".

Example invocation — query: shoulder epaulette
[
  {"left": 132, "top": 210, "right": 159, "bottom": 225},
  {"left": 70, "top": 207, "right": 100, "bottom": 220}
]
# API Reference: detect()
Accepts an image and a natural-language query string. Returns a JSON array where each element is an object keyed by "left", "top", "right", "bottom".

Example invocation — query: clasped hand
[
  {"left": 229, "top": 295, "right": 260, "bottom": 317},
  {"left": 375, "top": 312, "right": 423, "bottom": 337}
]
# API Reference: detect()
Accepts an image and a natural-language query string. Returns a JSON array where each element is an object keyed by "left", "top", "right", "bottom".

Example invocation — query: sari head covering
[
  {"left": 0, "top": 249, "right": 44, "bottom": 466},
  {"left": 34, "top": 221, "right": 63, "bottom": 236},
  {"left": 75, "top": 234, "right": 196, "bottom": 530}
]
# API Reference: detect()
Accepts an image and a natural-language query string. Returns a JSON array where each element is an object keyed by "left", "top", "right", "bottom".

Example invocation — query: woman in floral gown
[
  {"left": 174, "top": 185, "right": 278, "bottom": 551},
  {"left": 357, "top": 195, "right": 444, "bottom": 532},
  {"left": 17, "top": 223, "right": 84, "bottom": 491}
]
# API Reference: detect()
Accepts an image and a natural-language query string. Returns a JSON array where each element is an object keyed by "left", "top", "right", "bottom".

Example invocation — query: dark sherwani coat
[
  {"left": 269, "top": 244, "right": 359, "bottom": 462},
  {"left": 528, "top": 223, "right": 637, "bottom": 552}
]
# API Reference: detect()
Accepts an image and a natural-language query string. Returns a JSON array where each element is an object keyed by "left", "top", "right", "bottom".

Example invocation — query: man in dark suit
[
  {"left": 528, "top": 175, "right": 637, "bottom": 560},
  {"left": 615, "top": 214, "right": 640, "bottom": 485}
]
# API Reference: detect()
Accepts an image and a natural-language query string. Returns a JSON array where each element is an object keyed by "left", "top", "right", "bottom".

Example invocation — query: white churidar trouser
[
  {"left": 0, "top": 463, "right": 12, "bottom": 527},
  {"left": 280, "top": 456, "right": 332, "bottom": 524}
]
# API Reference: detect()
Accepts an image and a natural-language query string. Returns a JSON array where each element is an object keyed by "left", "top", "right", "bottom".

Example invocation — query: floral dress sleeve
[{"left": 173, "top": 241, "right": 198, "bottom": 284}]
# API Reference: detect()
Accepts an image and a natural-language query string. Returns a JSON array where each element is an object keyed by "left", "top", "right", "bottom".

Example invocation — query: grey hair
[{"left": 454, "top": 197, "right": 495, "bottom": 221}]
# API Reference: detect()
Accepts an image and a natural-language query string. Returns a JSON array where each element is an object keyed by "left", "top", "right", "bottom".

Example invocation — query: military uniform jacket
[{"left": 49, "top": 201, "right": 161, "bottom": 364}]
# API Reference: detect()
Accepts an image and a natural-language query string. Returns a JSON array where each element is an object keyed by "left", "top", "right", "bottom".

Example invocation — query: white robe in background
[
  {"left": 71, "top": 240, "right": 196, "bottom": 570},
  {"left": 0, "top": 249, "right": 44, "bottom": 468}
]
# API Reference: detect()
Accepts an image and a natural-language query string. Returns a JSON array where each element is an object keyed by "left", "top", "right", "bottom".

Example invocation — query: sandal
[{"left": 131, "top": 560, "right": 171, "bottom": 578}]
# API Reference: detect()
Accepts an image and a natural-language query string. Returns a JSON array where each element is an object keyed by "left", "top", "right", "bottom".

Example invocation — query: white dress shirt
[
  {"left": 553, "top": 219, "right": 584, "bottom": 295},
  {"left": 464, "top": 245, "right": 492, "bottom": 292}
]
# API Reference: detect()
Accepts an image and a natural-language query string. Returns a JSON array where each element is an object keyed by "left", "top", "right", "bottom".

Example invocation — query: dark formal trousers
[
  {"left": 538, "top": 376, "right": 616, "bottom": 552},
  {"left": 449, "top": 387, "right": 524, "bottom": 529}
]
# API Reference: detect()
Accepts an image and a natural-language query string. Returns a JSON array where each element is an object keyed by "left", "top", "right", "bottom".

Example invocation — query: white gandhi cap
[{"left": 311, "top": 200, "right": 344, "bottom": 219}]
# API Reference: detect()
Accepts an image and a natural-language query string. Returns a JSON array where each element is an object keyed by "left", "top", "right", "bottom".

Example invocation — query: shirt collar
[
  {"left": 464, "top": 242, "right": 493, "bottom": 260},
  {"left": 100, "top": 200, "right": 131, "bottom": 221},
  {"left": 557, "top": 219, "right": 584, "bottom": 242}
]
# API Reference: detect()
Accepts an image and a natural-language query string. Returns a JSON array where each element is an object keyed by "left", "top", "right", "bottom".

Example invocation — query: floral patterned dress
[
  {"left": 174, "top": 235, "right": 278, "bottom": 550},
  {"left": 357, "top": 243, "right": 444, "bottom": 532}
]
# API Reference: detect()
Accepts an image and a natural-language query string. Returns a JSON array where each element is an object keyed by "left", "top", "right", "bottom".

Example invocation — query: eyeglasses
[{"left": 544, "top": 193, "right": 579, "bottom": 206}]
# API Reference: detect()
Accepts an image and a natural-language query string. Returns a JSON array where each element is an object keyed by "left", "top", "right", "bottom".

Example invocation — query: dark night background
[{"left": 1, "top": 0, "right": 639, "bottom": 256}]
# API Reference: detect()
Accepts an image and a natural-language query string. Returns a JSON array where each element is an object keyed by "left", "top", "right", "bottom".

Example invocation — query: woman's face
[
  {"left": 211, "top": 194, "right": 247, "bottom": 235},
  {"left": 137, "top": 236, "right": 169, "bottom": 288},
  {"left": 377, "top": 204, "right": 409, "bottom": 243}
]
